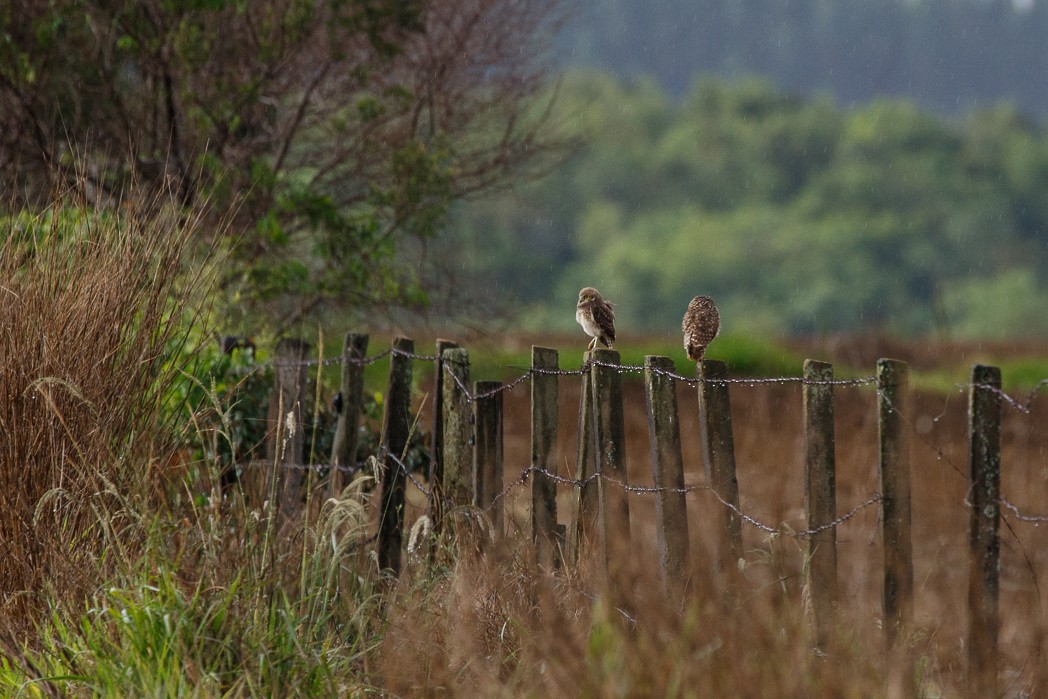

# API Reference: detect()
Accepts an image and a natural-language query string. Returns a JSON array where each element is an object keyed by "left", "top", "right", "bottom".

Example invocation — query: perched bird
[
  {"left": 576, "top": 287, "right": 616, "bottom": 351},
  {"left": 682, "top": 295, "right": 720, "bottom": 361}
]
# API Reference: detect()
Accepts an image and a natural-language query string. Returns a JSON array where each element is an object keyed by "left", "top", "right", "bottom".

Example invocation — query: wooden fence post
[
  {"left": 269, "top": 338, "right": 311, "bottom": 513},
  {"left": 571, "top": 351, "right": 599, "bottom": 563},
  {"left": 698, "top": 359, "right": 742, "bottom": 573},
  {"left": 474, "top": 380, "right": 504, "bottom": 546},
  {"left": 532, "top": 346, "right": 559, "bottom": 567},
  {"left": 967, "top": 364, "right": 1002, "bottom": 698},
  {"left": 803, "top": 359, "right": 838, "bottom": 647},
  {"left": 430, "top": 339, "right": 459, "bottom": 529},
  {"left": 644, "top": 355, "right": 690, "bottom": 593},
  {"left": 877, "top": 358, "right": 914, "bottom": 648},
  {"left": 590, "top": 348, "right": 631, "bottom": 574},
  {"left": 329, "top": 332, "right": 368, "bottom": 495},
  {"left": 377, "top": 337, "right": 414, "bottom": 576},
  {"left": 442, "top": 347, "right": 473, "bottom": 511}
]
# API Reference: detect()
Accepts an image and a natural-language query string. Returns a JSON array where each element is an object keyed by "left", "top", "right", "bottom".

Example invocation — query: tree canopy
[{"left": 0, "top": 0, "right": 562, "bottom": 330}]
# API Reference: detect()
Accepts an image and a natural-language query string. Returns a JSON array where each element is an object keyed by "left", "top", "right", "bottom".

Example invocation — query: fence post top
[
  {"left": 876, "top": 358, "right": 909, "bottom": 384},
  {"left": 970, "top": 364, "right": 1001, "bottom": 384},
  {"left": 531, "top": 346, "right": 559, "bottom": 364},
  {"left": 644, "top": 354, "right": 675, "bottom": 370},
  {"left": 803, "top": 358, "right": 833, "bottom": 374},
  {"left": 698, "top": 358, "right": 728, "bottom": 379},
  {"left": 590, "top": 348, "right": 620, "bottom": 363},
  {"left": 442, "top": 346, "right": 469, "bottom": 362},
  {"left": 391, "top": 336, "right": 414, "bottom": 350}
]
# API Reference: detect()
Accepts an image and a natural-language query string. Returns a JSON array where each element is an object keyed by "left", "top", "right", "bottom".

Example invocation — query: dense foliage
[
  {"left": 0, "top": 0, "right": 562, "bottom": 330},
  {"left": 563, "top": 0, "right": 1048, "bottom": 117},
  {"left": 448, "top": 72, "right": 1048, "bottom": 339}
]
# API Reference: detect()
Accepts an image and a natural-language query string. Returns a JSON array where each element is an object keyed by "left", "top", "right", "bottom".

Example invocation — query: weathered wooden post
[
  {"left": 269, "top": 338, "right": 311, "bottom": 512},
  {"left": 803, "top": 359, "right": 838, "bottom": 648},
  {"left": 329, "top": 332, "right": 369, "bottom": 494},
  {"left": 532, "top": 346, "right": 559, "bottom": 567},
  {"left": 967, "top": 364, "right": 1002, "bottom": 698},
  {"left": 473, "top": 380, "right": 504, "bottom": 546},
  {"left": 442, "top": 347, "right": 473, "bottom": 510},
  {"left": 430, "top": 339, "right": 459, "bottom": 529},
  {"left": 570, "top": 351, "right": 599, "bottom": 563},
  {"left": 644, "top": 355, "right": 690, "bottom": 593},
  {"left": 590, "top": 348, "right": 631, "bottom": 574},
  {"left": 877, "top": 359, "right": 914, "bottom": 647},
  {"left": 697, "top": 359, "right": 742, "bottom": 573},
  {"left": 377, "top": 338, "right": 414, "bottom": 576}
]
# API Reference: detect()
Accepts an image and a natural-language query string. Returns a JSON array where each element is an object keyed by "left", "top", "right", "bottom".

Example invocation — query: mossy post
[
  {"left": 442, "top": 347, "right": 473, "bottom": 513},
  {"left": 698, "top": 359, "right": 742, "bottom": 574},
  {"left": 474, "top": 380, "right": 504, "bottom": 547},
  {"left": 531, "top": 346, "right": 559, "bottom": 567},
  {"left": 590, "top": 348, "right": 631, "bottom": 575},
  {"left": 644, "top": 355, "right": 690, "bottom": 595},
  {"left": 967, "top": 364, "right": 1001, "bottom": 698},
  {"left": 877, "top": 359, "right": 914, "bottom": 648},
  {"left": 570, "top": 351, "right": 599, "bottom": 564},
  {"left": 377, "top": 337, "right": 414, "bottom": 576},
  {"left": 803, "top": 359, "right": 838, "bottom": 648},
  {"left": 329, "top": 332, "right": 368, "bottom": 495}
]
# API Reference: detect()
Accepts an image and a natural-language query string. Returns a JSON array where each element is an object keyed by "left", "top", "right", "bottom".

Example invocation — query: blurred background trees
[{"left": 446, "top": 74, "right": 1048, "bottom": 339}]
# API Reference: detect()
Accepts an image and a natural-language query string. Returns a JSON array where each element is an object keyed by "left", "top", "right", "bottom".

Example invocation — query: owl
[
  {"left": 682, "top": 295, "right": 720, "bottom": 361},
  {"left": 576, "top": 287, "right": 616, "bottom": 351}
]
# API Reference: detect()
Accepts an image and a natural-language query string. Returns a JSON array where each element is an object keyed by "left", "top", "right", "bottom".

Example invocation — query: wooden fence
[{"left": 260, "top": 332, "right": 1029, "bottom": 697}]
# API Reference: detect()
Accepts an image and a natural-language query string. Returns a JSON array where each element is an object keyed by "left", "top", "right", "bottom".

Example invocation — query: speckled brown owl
[
  {"left": 682, "top": 295, "right": 720, "bottom": 361},
  {"left": 576, "top": 287, "right": 616, "bottom": 351}
]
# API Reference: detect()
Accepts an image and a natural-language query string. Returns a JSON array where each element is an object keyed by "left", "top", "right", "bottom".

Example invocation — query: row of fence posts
[{"left": 265, "top": 333, "right": 1003, "bottom": 697}]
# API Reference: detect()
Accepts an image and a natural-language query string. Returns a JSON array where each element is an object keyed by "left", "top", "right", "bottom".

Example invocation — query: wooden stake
[
  {"left": 698, "top": 359, "right": 742, "bottom": 573},
  {"left": 269, "top": 338, "right": 311, "bottom": 513},
  {"left": 877, "top": 358, "right": 914, "bottom": 647},
  {"left": 532, "top": 346, "right": 559, "bottom": 567},
  {"left": 803, "top": 359, "right": 838, "bottom": 647},
  {"left": 329, "top": 332, "right": 368, "bottom": 495},
  {"left": 474, "top": 380, "right": 504, "bottom": 546},
  {"left": 590, "top": 348, "right": 631, "bottom": 573},
  {"left": 442, "top": 347, "right": 472, "bottom": 509},
  {"left": 571, "top": 351, "right": 599, "bottom": 563},
  {"left": 967, "top": 364, "right": 1001, "bottom": 698},
  {"left": 377, "top": 337, "right": 414, "bottom": 576},
  {"left": 644, "top": 355, "right": 690, "bottom": 593}
]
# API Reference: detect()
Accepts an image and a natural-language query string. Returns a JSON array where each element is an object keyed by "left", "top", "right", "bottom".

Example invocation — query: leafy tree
[{"left": 0, "top": 0, "right": 563, "bottom": 329}]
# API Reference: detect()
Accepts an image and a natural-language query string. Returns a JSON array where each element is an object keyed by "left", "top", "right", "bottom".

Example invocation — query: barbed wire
[
  {"left": 225, "top": 342, "right": 1048, "bottom": 528},
  {"left": 1000, "top": 497, "right": 1048, "bottom": 523}
]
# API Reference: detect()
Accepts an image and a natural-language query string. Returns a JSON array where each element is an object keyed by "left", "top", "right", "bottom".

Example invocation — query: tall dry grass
[{"left": 0, "top": 195, "right": 195, "bottom": 634}]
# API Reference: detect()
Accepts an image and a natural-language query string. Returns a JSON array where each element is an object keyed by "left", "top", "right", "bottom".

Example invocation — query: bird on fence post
[
  {"left": 682, "top": 295, "right": 720, "bottom": 361},
  {"left": 576, "top": 287, "right": 616, "bottom": 351}
]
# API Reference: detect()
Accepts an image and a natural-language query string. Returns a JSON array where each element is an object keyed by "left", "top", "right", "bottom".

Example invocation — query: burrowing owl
[
  {"left": 682, "top": 295, "right": 720, "bottom": 361},
  {"left": 576, "top": 287, "right": 616, "bottom": 351}
]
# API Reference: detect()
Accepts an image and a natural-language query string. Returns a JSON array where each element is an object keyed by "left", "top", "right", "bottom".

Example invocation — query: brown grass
[
  {"left": 383, "top": 358, "right": 1048, "bottom": 696},
  {"left": 0, "top": 195, "right": 196, "bottom": 634}
]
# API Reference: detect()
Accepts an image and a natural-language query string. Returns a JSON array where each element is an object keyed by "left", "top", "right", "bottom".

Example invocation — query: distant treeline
[
  {"left": 560, "top": 0, "right": 1048, "bottom": 118},
  {"left": 444, "top": 72, "right": 1048, "bottom": 339}
]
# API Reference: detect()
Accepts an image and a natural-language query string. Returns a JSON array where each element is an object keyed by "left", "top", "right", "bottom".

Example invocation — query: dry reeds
[{"left": 0, "top": 194, "right": 195, "bottom": 633}]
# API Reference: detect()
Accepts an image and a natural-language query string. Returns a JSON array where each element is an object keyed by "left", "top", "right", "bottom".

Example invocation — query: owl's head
[{"left": 578, "top": 287, "right": 602, "bottom": 302}]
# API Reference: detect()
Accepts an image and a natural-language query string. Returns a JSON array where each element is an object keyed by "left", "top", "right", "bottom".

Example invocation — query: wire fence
[{"left": 224, "top": 342, "right": 1048, "bottom": 528}]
